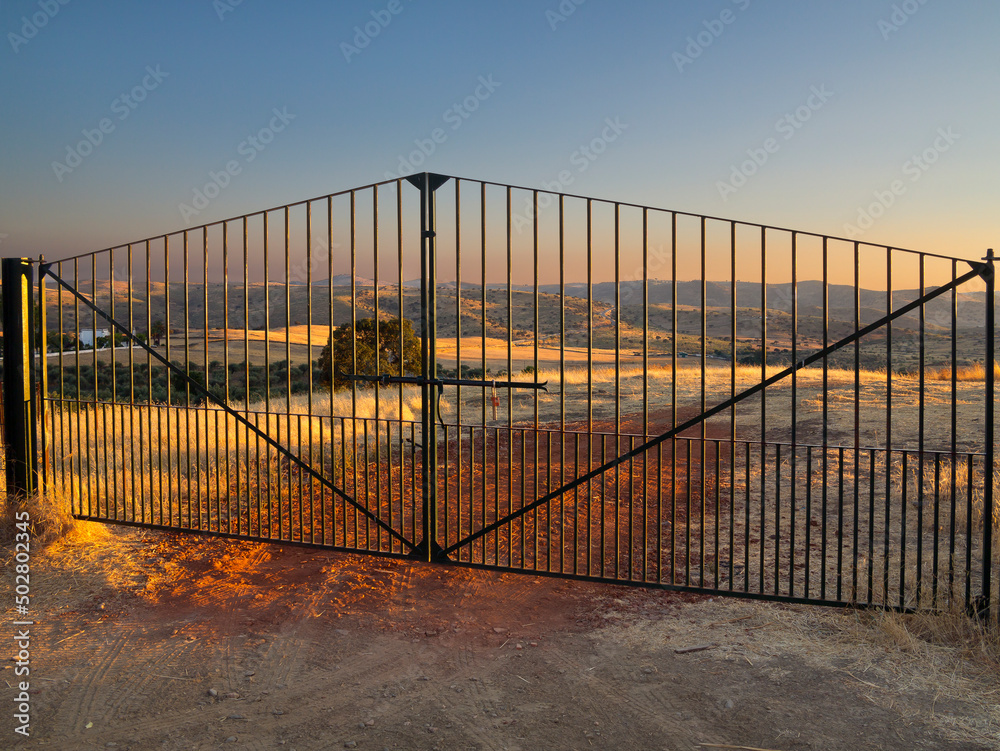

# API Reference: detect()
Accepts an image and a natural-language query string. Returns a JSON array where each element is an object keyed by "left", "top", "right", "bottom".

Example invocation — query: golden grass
[
  {"left": 246, "top": 385, "right": 425, "bottom": 422},
  {"left": 893, "top": 458, "right": 1000, "bottom": 534},
  {"left": 0, "top": 490, "right": 76, "bottom": 547},
  {"left": 925, "top": 360, "right": 1000, "bottom": 382}
]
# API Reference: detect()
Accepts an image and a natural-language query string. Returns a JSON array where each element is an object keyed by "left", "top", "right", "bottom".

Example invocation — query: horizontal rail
[{"left": 341, "top": 371, "right": 547, "bottom": 390}]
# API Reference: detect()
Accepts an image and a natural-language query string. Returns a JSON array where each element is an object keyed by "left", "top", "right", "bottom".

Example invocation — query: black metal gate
[{"left": 4, "top": 172, "right": 996, "bottom": 621}]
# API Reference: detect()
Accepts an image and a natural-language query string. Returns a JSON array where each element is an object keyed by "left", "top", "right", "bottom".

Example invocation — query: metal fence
[{"left": 5, "top": 172, "right": 995, "bottom": 620}]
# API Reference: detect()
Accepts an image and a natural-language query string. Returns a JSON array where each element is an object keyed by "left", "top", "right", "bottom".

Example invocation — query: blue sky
[{"left": 1, "top": 0, "right": 998, "bottom": 273}]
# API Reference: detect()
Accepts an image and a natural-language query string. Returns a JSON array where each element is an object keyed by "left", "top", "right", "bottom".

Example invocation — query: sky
[{"left": 1, "top": 0, "right": 998, "bottom": 287}]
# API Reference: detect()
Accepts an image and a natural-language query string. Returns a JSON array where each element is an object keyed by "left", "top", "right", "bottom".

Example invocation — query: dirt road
[{"left": 5, "top": 526, "right": 997, "bottom": 750}]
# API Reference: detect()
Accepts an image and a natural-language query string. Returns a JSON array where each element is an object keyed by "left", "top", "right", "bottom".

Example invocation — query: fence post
[
  {"left": 408, "top": 172, "right": 449, "bottom": 561},
  {"left": 981, "top": 248, "right": 995, "bottom": 622},
  {"left": 2, "top": 257, "right": 38, "bottom": 497}
]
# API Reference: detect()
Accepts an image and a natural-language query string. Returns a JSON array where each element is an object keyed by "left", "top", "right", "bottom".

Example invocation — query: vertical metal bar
[
  {"left": 533, "top": 190, "right": 540, "bottom": 571},
  {"left": 823, "top": 237, "right": 832, "bottom": 600},
  {"left": 949, "top": 259, "right": 959, "bottom": 603},
  {"left": 918, "top": 254, "right": 927, "bottom": 606},
  {"left": 671, "top": 213, "right": 678, "bottom": 583},
  {"left": 851, "top": 242, "right": 861, "bottom": 601},
  {"left": 419, "top": 173, "right": 441, "bottom": 561},
  {"left": 38, "top": 255, "right": 49, "bottom": 494},
  {"left": 965, "top": 453, "right": 974, "bottom": 610},
  {"left": 773, "top": 442, "right": 781, "bottom": 596},
  {"left": 181, "top": 232, "right": 192, "bottom": 527},
  {"left": 306, "top": 202, "right": 314, "bottom": 544},
  {"left": 788, "top": 232, "right": 797, "bottom": 597},
  {"left": 599, "top": 432, "right": 607, "bottom": 577},
  {"left": 396, "top": 185, "right": 404, "bottom": 553},
  {"left": 109, "top": 247, "right": 119, "bottom": 520},
  {"left": 53, "top": 261, "right": 68, "bottom": 506},
  {"left": 744, "top": 441, "right": 751, "bottom": 592},
  {"left": 349, "top": 193, "right": 358, "bottom": 547},
  {"left": 244, "top": 216, "right": 255, "bottom": 537},
  {"left": 729, "top": 222, "right": 737, "bottom": 590},
  {"left": 560, "top": 194, "right": 570, "bottom": 573},
  {"left": 901, "top": 450, "right": 909, "bottom": 606},
  {"left": 163, "top": 242, "right": 172, "bottom": 526},
  {"left": 587, "top": 199, "right": 594, "bottom": 577},
  {"left": 714, "top": 440, "right": 721, "bottom": 588},
  {"left": 857, "top": 243, "right": 868, "bottom": 602},
  {"left": 482, "top": 183, "right": 493, "bottom": 566},
  {"left": 202, "top": 227, "right": 210, "bottom": 531},
  {"left": 934, "top": 452, "right": 942, "bottom": 607},
  {"left": 838, "top": 445, "right": 845, "bottom": 600},
  {"left": 685, "top": 438, "right": 692, "bottom": 585},
  {"left": 642, "top": 209, "right": 650, "bottom": 580},
  {"left": 58, "top": 259, "right": 67, "bottom": 503},
  {"left": 657, "top": 441, "right": 664, "bottom": 584},
  {"left": 820, "top": 237, "right": 828, "bottom": 600},
  {"left": 884, "top": 247, "right": 893, "bottom": 606},
  {"left": 806, "top": 444, "right": 813, "bottom": 597},
  {"left": 869, "top": 448, "right": 877, "bottom": 604},
  {"left": 981, "top": 248, "right": 995, "bottom": 621},
  {"left": 329, "top": 196, "right": 337, "bottom": 546},
  {"left": 454, "top": 180, "right": 463, "bottom": 556},
  {"left": 74, "top": 257, "right": 87, "bottom": 516},
  {"left": 146, "top": 242, "right": 158, "bottom": 525},
  {"left": 283, "top": 207, "right": 294, "bottom": 542},
  {"left": 222, "top": 222, "right": 231, "bottom": 534},
  {"left": 644, "top": 209, "right": 654, "bottom": 582},
  {"left": 506, "top": 186, "right": 515, "bottom": 567},
  {"left": 699, "top": 217, "right": 707, "bottom": 587},
  {"left": 759, "top": 228, "right": 767, "bottom": 593},
  {"left": 263, "top": 212, "right": 272, "bottom": 536},
  {"left": 127, "top": 245, "right": 136, "bottom": 521},
  {"left": 91, "top": 254, "right": 102, "bottom": 517},
  {"left": 614, "top": 203, "right": 623, "bottom": 579}
]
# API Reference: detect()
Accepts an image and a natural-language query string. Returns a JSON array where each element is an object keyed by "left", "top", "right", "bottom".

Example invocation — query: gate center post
[{"left": 411, "top": 172, "right": 450, "bottom": 562}]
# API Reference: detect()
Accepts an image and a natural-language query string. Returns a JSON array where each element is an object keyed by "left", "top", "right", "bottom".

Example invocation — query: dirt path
[{"left": 5, "top": 525, "right": 998, "bottom": 750}]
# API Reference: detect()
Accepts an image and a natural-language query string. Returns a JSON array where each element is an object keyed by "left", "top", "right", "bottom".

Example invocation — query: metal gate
[{"left": 4, "top": 172, "right": 996, "bottom": 620}]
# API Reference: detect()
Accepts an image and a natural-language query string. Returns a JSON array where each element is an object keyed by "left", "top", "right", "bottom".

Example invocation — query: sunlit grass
[{"left": 925, "top": 360, "right": 1000, "bottom": 382}]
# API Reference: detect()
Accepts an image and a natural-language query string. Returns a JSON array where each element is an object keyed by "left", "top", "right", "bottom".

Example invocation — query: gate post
[
  {"left": 407, "top": 172, "right": 449, "bottom": 561},
  {"left": 2, "top": 257, "right": 38, "bottom": 496},
  {"left": 981, "top": 248, "right": 995, "bottom": 622}
]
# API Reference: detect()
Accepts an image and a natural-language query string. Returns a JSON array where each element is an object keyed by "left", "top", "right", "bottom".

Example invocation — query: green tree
[
  {"left": 150, "top": 319, "right": 166, "bottom": 346},
  {"left": 317, "top": 317, "right": 421, "bottom": 390}
]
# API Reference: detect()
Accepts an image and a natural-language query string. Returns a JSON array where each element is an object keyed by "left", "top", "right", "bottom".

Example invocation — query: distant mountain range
[{"left": 287, "top": 276, "right": 994, "bottom": 331}]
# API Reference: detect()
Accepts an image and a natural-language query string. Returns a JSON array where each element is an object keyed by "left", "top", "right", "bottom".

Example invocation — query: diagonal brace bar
[
  {"left": 40, "top": 265, "right": 416, "bottom": 552},
  {"left": 442, "top": 261, "right": 987, "bottom": 558}
]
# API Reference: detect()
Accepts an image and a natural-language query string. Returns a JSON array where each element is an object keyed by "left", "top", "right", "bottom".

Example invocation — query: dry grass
[
  {"left": 603, "top": 597, "right": 1000, "bottom": 749},
  {"left": 0, "top": 490, "right": 76, "bottom": 547},
  {"left": 894, "top": 458, "right": 1000, "bottom": 535},
  {"left": 926, "top": 360, "right": 1000, "bottom": 382}
]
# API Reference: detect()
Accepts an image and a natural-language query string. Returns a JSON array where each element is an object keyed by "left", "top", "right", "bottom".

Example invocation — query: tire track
[
  {"left": 545, "top": 637, "right": 708, "bottom": 742},
  {"left": 96, "top": 636, "right": 202, "bottom": 724},
  {"left": 250, "top": 575, "right": 334, "bottom": 692},
  {"left": 57, "top": 630, "right": 131, "bottom": 734}
]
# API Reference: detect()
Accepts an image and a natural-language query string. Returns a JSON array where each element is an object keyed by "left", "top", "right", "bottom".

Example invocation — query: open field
[{"left": 40, "top": 276, "right": 995, "bottom": 373}]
